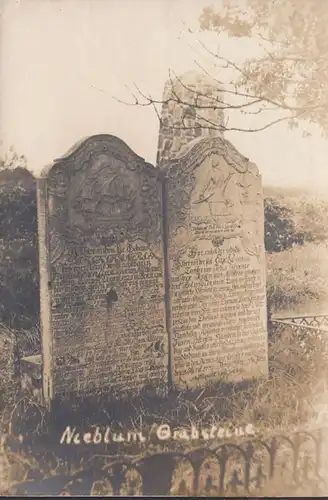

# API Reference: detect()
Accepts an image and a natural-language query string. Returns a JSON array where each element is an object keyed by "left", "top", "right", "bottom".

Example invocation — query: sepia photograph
[{"left": 1, "top": 0, "right": 328, "bottom": 496}]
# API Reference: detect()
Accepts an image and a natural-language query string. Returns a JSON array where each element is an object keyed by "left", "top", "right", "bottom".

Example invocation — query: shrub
[
  {"left": 264, "top": 197, "right": 307, "bottom": 252},
  {"left": 0, "top": 170, "right": 39, "bottom": 330}
]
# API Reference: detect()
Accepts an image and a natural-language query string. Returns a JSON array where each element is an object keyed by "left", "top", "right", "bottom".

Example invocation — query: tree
[
  {"left": 199, "top": 0, "right": 328, "bottom": 137},
  {"left": 120, "top": 0, "right": 327, "bottom": 138}
]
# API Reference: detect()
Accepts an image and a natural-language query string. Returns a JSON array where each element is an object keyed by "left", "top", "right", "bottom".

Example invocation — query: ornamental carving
[
  {"left": 45, "top": 135, "right": 163, "bottom": 264},
  {"left": 164, "top": 136, "right": 263, "bottom": 260}
]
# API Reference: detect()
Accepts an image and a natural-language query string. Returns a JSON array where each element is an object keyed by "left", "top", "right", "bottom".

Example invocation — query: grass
[
  {"left": 2, "top": 321, "right": 327, "bottom": 496},
  {"left": 0, "top": 334, "right": 327, "bottom": 496},
  {"left": 3, "top": 320, "right": 328, "bottom": 447},
  {"left": 267, "top": 241, "right": 328, "bottom": 314}
]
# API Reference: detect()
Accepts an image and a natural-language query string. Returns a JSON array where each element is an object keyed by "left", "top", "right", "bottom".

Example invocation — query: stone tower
[{"left": 156, "top": 70, "right": 224, "bottom": 168}]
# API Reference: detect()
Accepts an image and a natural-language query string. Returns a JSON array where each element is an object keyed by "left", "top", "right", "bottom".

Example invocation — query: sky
[{"left": 1, "top": 0, "right": 328, "bottom": 191}]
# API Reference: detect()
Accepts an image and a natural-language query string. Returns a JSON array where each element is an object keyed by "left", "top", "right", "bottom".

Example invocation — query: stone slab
[
  {"left": 37, "top": 135, "right": 168, "bottom": 404},
  {"left": 165, "top": 136, "right": 268, "bottom": 388}
]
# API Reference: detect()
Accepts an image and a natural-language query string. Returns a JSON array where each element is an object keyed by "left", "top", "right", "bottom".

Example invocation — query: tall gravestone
[
  {"left": 157, "top": 72, "right": 268, "bottom": 388},
  {"left": 157, "top": 71, "right": 224, "bottom": 166},
  {"left": 37, "top": 135, "right": 168, "bottom": 405}
]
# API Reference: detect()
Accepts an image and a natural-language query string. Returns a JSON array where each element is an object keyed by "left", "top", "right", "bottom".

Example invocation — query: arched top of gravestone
[
  {"left": 164, "top": 135, "right": 261, "bottom": 237},
  {"left": 38, "top": 134, "right": 164, "bottom": 252},
  {"left": 39, "top": 134, "right": 157, "bottom": 179},
  {"left": 163, "top": 135, "right": 259, "bottom": 177}
]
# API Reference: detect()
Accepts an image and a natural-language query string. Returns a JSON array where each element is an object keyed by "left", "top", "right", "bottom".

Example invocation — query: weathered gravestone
[
  {"left": 157, "top": 71, "right": 268, "bottom": 388},
  {"left": 163, "top": 137, "right": 268, "bottom": 387},
  {"left": 157, "top": 71, "right": 224, "bottom": 165},
  {"left": 37, "top": 135, "right": 167, "bottom": 405}
]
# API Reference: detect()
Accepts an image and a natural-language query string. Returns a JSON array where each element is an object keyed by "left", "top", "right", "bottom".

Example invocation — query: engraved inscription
[
  {"left": 39, "top": 135, "right": 168, "bottom": 400},
  {"left": 166, "top": 136, "right": 268, "bottom": 388}
]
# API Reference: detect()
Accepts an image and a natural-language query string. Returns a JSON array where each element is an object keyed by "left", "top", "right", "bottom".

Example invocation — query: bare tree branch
[
  {"left": 156, "top": 106, "right": 307, "bottom": 134},
  {"left": 108, "top": 5, "right": 328, "bottom": 138}
]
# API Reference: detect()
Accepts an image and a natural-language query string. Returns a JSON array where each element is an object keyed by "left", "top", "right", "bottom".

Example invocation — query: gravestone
[
  {"left": 36, "top": 72, "right": 268, "bottom": 403},
  {"left": 37, "top": 135, "right": 167, "bottom": 405},
  {"left": 156, "top": 70, "right": 224, "bottom": 168},
  {"left": 157, "top": 71, "right": 268, "bottom": 388},
  {"left": 164, "top": 136, "right": 268, "bottom": 387}
]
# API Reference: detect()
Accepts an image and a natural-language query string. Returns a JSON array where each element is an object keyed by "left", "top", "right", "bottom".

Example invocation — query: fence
[
  {"left": 272, "top": 314, "right": 328, "bottom": 329},
  {"left": 4, "top": 426, "right": 328, "bottom": 496},
  {"left": 271, "top": 313, "right": 328, "bottom": 333},
  {"left": 271, "top": 313, "right": 328, "bottom": 350}
]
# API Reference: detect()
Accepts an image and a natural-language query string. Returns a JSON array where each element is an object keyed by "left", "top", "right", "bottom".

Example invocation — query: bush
[
  {"left": 293, "top": 198, "right": 328, "bottom": 243},
  {"left": 264, "top": 197, "right": 307, "bottom": 252},
  {"left": 0, "top": 170, "right": 39, "bottom": 330}
]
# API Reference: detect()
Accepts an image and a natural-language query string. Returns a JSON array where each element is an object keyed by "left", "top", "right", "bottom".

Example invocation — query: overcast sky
[{"left": 1, "top": 0, "right": 328, "bottom": 191}]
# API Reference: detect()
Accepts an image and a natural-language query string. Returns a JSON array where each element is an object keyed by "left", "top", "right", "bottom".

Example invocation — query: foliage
[
  {"left": 264, "top": 197, "right": 306, "bottom": 252},
  {"left": 264, "top": 189, "right": 328, "bottom": 254},
  {"left": 199, "top": 0, "right": 328, "bottom": 136},
  {"left": 284, "top": 197, "right": 328, "bottom": 244},
  {"left": 0, "top": 166, "right": 39, "bottom": 331}
]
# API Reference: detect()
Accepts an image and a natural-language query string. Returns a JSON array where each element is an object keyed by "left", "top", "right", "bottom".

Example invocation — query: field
[{"left": 267, "top": 241, "right": 328, "bottom": 314}]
